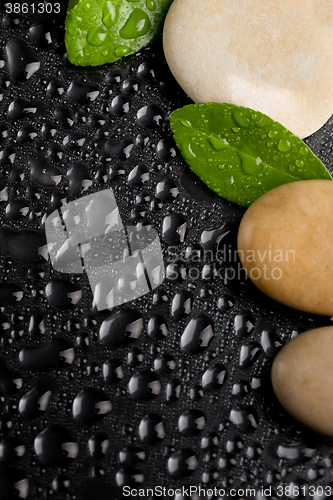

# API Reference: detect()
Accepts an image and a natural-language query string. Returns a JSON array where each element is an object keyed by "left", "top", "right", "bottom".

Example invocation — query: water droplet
[
  {"left": 234, "top": 313, "right": 255, "bottom": 337},
  {"left": 67, "top": 161, "right": 92, "bottom": 196},
  {"left": 0, "top": 469, "right": 29, "bottom": 499},
  {"left": 0, "top": 360, "right": 22, "bottom": 395},
  {"left": 72, "top": 388, "right": 111, "bottom": 424},
  {"left": 87, "top": 26, "right": 108, "bottom": 47},
  {"left": 172, "top": 291, "right": 192, "bottom": 322},
  {"left": 255, "top": 114, "right": 272, "bottom": 128},
  {"left": 29, "top": 155, "right": 61, "bottom": 188},
  {"left": 201, "top": 223, "right": 237, "bottom": 250},
  {"left": 178, "top": 410, "right": 206, "bottom": 435},
  {"left": 18, "top": 339, "right": 75, "bottom": 371},
  {"left": 120, "top": 9, "right": 151, "bottom": 39},
  {"left": 155, "top": 179, "right": 179, "bottom": 201},
  {"left": 114, "top": 45, "right": 132, "bottom": 57},
  {"left": 19, "top": 385, "right": 52, "bottom": 418},
  {"left": 300, "top": 146, "right": 309, "bottom": 155},
  {"left": 167, "top": 449, "right": 198, "bottom": 478},
  {"left": 277, "top": 138, "right": 291, "bottom": 152},
  {"left": 116, "top": 466, "right": 144, "bottom": 487},
  {"left": 146, "top": 0, "right": 156, "bottom": 10},
  {"left": 229, "top": 406, "right": 258, "bottom": 432},
  {"left": 217, "top": 295, "right": 234, "bottom": 312},
  {"left": 295, "top": 159, "right": 305, "bottom": 168},
  {"left": 119, "top": 445, "right": 145, "bottom": 464},
  {"left": 201, "top": 433, "right": 219, "bottom": 450},
  {"left": 128, "top": 370, "right": 161, "bottom": 400},
  {"left": 162, "top": 214, "right": 187, "bottom": 244},
  {"left": 180, "top": 119, "right": 191, "bottom": 128},
  {"left": 127, "top": 347, "right": 144, "bottom": 367},
  {"left": 103, "top": 360, "right": 124, "bottom": 383},
  {"left": 99, "top": 309, "right": 143, "bottom": 347},
  {"left": 232, "top": 381, "right": 249, "bottom": 397},
  {"left": 154, "top": 353, "right": 176, "bottom": 373},
  {"left": 103, "top": 1, "right": 117, "bottom": 28},
  {"left": 147, "top": 316, "right": 168, "bottom": 340},
  {"left": 232, "top": 109, "right": 250, "bottom": 128},
  {"left": 0, "top": 438, "right": 25, "bottom": 464},
  {"left": 88, "top": 434, "right": 109, "bottom": 459},
  {"left": 261, "top": 329, "right": 283, "bottom": 357},
  {"left": 239, "top": 343, "right": 261, "bottom": 367},
  {"left": 207, "top": 135, "right": 229, "bottom": 151},
  {"left": 137, "top": 104, "right": 163, "bottom": 127},
  {"left": 202, "top": 364, "right": 227, "bottom": 389},
  {"left": 5, "top": 38, "right": 40, "bottom": 81},
  {"left": 67, "top": 80, "right": 99, "bottom": 104},
  {"left": 274, "top": 441, "right": 316, "bottom": 462},
  {"left": 166, "top": 380, "right": 182, "bottom": 402},
  {"left": 139, "top": 414, "right": 165, "bottom": 443},
  {"left": 128, "top": 163, "right": 149, "bottom": 186},
  {"left": 180, "top": 317, "right": 214, "bottom": 354},
  {"left": 34, "top": 426, "right": 78, "bottom": 466},
  {"left": 111, "top": 94, "right": 130, "bottom": 115},
  {"left": 29, "top": 20, "right": 53, "bottom": 48}
]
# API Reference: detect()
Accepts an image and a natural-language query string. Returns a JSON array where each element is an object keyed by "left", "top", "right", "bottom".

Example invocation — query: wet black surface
[{"left": 1, "top": 1, "right": 333, "bottom": 499}]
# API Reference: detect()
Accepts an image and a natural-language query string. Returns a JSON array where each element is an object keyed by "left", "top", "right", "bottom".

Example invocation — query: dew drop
[
  {"left": 202, "top": 364, "right": 227, "bottom": 389},
  {"left": 19, "top": 385, "right": 52, "bottom": 419},
  {"left": 128, "top": 370, "right": 161, "bottom": 400},
  {"left": 180, "top": 317, "right": 214, "bottom": 354},
  {"left": 88, "top": 434, "right": 109, "bottom": 459},
  {"left": 229, "top": 406, "right": 258, "bottom": 432},
  {"left": 232, "top": 109, "right": 250, "bottom": 128},
  {"left": 114, "top": 45, "right": 131, "bottom": 57},
  {"left": 167, "top": 449, "right": 198, "bottom": 478},
  {"left": 0, "top": 438, "right": 25, "bottom": 464},
  {"left": 178, "top": 410, "right": 206, "bottom": 435},
  {"left": 207, "top": 135, "right": 229, "bottom": 151},
  {"left": 146, "top": 0, "right": 156, "bottom": 10},
  {"left": 99, "top": 309, "right": 143, "bottom": 347},
  {"left": 34, "top": 426, "right": 79, "bottom": 466},
  {"left": 147, "top": 316, "right": 168, "bottom": 340},
  {"left": 234, "top": 313, "right": 255, "bottom": 337},
  {"left": 103, "top": 360, "right": 124, "bottom": 384},
  {"left": 139, "top": 414, "right": 165, "bottom": 443},
  {"left": 119, "top": 444, "right": 145, "bottom": 464},
  {"left": 72, "top": 388, "right": 112, "bottom": 424},
  {"left": 277, "top": 138, "right": 291, "bottom": 152},
  {"left": 87, "top": 26, "right": 108, "bottom": 47},
  {"left": 119, "top": 9, "right": 151, "bottom": 39},
  {"left": 102, "top": 1, "right": 117, "bottom": 28}
]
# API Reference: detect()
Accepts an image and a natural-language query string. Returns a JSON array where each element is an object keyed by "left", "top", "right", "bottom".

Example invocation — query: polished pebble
[
  {"left": 163, "top": 0, "right": 333, "bottom": 138},
  {"left": 237, "top": 180, "right": 333, "bottom": 316},
  {"left": 271, "top": 326, "right": 333, "bottom": 436}
]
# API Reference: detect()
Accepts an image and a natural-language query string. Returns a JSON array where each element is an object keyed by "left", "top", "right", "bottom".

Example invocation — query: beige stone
[
  {"left": 271, "top": 326, "right": 333, "bottom": 436},
  {"left": 163, "top": 0, "right": 333, "bottom": 138},
  {"left": 237, "top": 179, "right": 333, "bottom": 316}
]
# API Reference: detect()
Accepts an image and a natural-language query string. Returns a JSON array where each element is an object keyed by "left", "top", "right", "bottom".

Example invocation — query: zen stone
[
  {"left": 271, "top": 326, "right": 333, "bottom": 436},
  {"left": 163, "top": 0, "right": 333, "bottom": 138},
  {"left": 237, "top": 180, "right": 333, "bottom": 316}
]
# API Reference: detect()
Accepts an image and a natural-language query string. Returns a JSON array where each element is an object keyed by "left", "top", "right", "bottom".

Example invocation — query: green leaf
[
  {"left": 169, "top": 103, "right": 332, "bottom": 207},
  {"left": 65, "top": 0, "right": 173, "bottom": 66}
]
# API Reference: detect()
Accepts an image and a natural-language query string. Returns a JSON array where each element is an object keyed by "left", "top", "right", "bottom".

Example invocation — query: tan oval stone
[
  {"left": 271, "top": 326, "right": 333, "bottom": 436},
  {"left": 163, "top": 0, "right": 333, "bottom": 138},
  {"left": 237, "top": 179, "right": 333, "bottom": 316}
]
